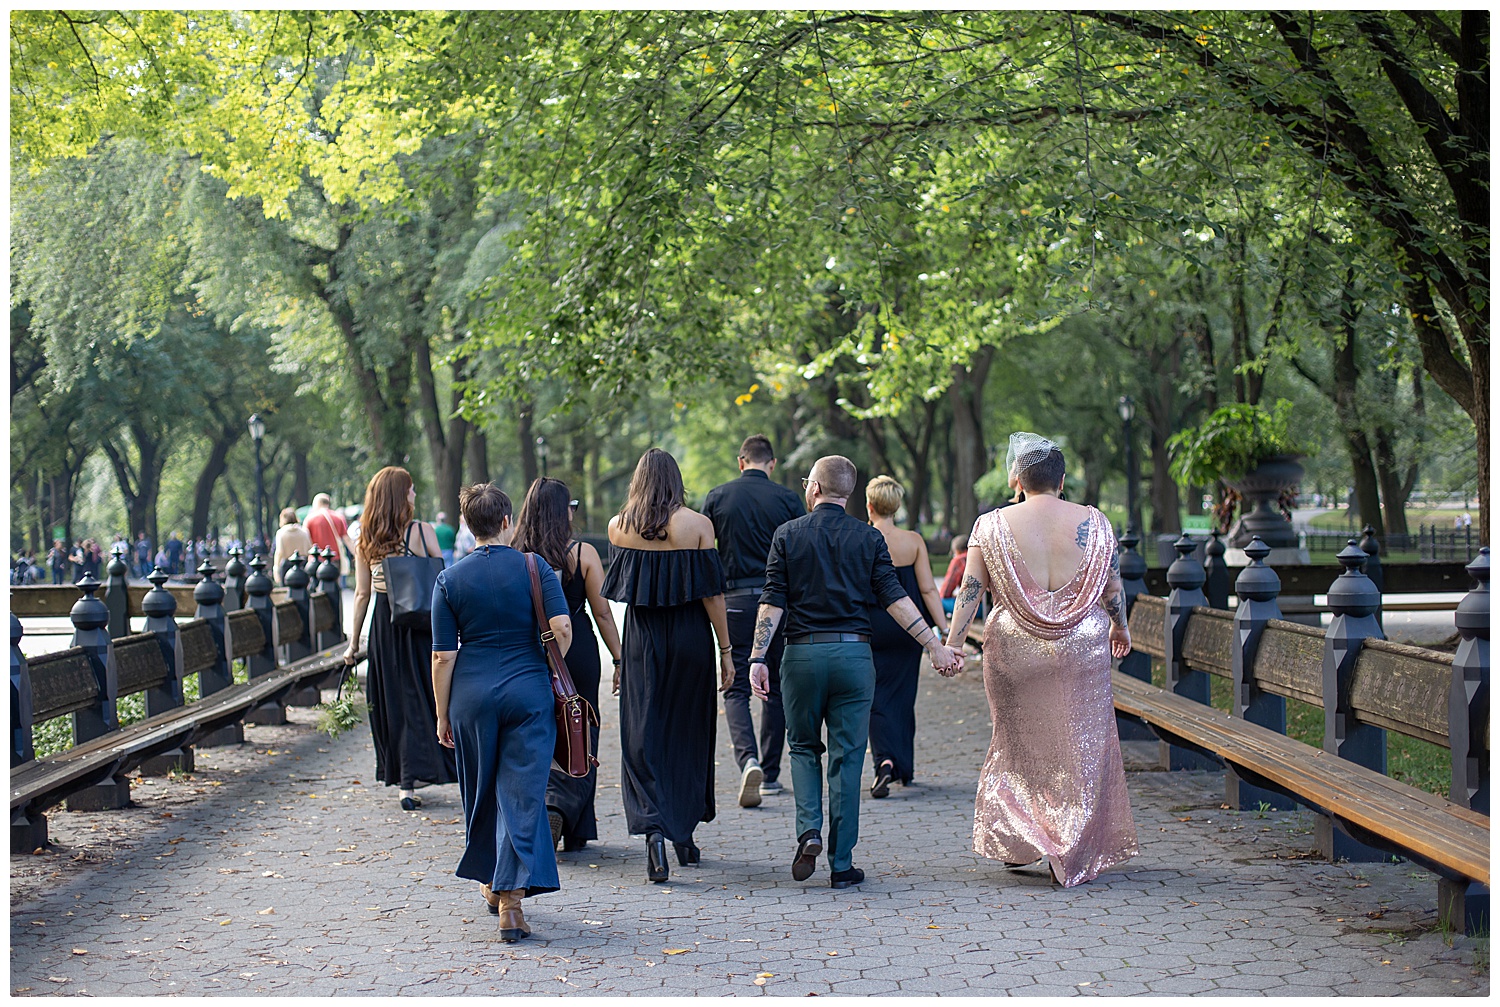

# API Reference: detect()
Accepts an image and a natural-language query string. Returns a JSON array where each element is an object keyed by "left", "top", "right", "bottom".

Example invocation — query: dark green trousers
[{"left": 779, "top": 642, "right": 875, "bottom": 873}]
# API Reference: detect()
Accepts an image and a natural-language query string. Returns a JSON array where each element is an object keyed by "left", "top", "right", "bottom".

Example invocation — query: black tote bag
[{"left": 382, "top": 523, "right": 445, "bottom": 629}]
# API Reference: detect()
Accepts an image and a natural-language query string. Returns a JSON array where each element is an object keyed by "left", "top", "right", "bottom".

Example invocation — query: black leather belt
[
  {"left": 724, "top": 587, "right": 760, "bottom": 598},
  {"left": 725, "top": 576, "right": 765, "bottom": 592},
  {"left": 786, "top": 632, "right": 870, "bottom": 646}
]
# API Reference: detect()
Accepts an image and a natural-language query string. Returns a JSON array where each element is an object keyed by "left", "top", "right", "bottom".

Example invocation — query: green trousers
[{"left": 779, "top": 641, "right": 875, "bottom": 873}]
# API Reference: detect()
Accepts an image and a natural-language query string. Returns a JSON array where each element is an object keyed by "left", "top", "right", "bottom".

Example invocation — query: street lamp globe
[
  {"left": 248, "top": 413, "right": 266, "bottom": 442},
  {"left": 1117, "top": 396, "right": 1135, "bottom": 422}
]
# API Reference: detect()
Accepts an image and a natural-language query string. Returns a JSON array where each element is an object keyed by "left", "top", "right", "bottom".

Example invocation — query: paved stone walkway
[{"left": 11, "top": 646, "right": 1488, "bottom": 996}]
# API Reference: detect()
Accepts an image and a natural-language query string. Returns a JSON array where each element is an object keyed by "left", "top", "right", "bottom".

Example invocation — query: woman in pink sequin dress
[{"left": 945, "top": 434, "right": 1138, "bottom": 887}]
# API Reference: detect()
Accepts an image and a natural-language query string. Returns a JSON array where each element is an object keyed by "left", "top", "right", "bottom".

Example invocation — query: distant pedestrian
[
  {"left": 165, "top": 532, "right": 183, "bottom": 575},
  {"left": 434, "top": 511, "right": 457, "bottom": 568},
  {"left": 939, "top": 533, "right": 968, "bottom": 618},
  {"left": 135, "top": 532, "right": 152, "bottom": 578},
  {"left": 455, "top": 517, "right": 476, "bottom": 561},
  {"left": 272, "top": 508, "right": 314, "bottom": 585},
  {"left": 344, "top": 466, "right": 457, "bottom": 810},
  {"left": 431, "top": 482, "right": 570, "bottom": 942},
  {"left": 306, "top": 493, "right": 356, "bottom": 588},
  {"left": 47, "top": 541, "right": 68, "bottom": 585}
]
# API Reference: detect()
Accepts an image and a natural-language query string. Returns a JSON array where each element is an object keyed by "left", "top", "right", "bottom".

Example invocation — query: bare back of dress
[{"left": 969, "top": 506, "right": 1137, "bottom": 886}]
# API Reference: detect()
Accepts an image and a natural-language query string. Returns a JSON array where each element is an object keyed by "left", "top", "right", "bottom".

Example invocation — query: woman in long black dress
[
  {"left": 343, "top": 466, "right": 457, "bottom": 809},
  {"left": 432, "top": 483, "right": 572, "bottom": 941},
  {"left": 603, "top": 448, "right": 734, "bottom": 883},
  {"left": 863, "top": 476, "right": 949, "bottom": 798},
  {"left": 512, "top": 477, "right": 624, "bottom": 852}
]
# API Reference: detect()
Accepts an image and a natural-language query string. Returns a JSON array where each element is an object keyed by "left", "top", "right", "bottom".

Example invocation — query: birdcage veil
[{"left": 1006, "top": 432, "right": 1061, "bottom": 478}]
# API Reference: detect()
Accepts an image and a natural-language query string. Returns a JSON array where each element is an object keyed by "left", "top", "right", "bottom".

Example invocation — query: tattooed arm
[
  {"left": 945, "top": 544, "right": 992, "bottom": 652},
  {"left": 1101, "top": 540, "right": 1132, "bottom": 658},
  {"left": 748, "top": 604, "right": 785, "bottom": 701}
]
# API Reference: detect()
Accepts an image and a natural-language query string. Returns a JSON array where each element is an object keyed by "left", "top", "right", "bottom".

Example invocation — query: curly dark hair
[{"left": 511, "top": 478, "right": 576, "bottom": 582}]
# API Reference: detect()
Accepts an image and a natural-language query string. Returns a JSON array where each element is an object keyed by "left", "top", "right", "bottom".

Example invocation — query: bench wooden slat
[
  {"left": 1112, "top": 673, "right": 1487, "bottom": 885},
  {"left": 178, "top": 619, "right": 217, "bottom": 677},
  {"left": 114, "top": 632, "right": 168, "bottom": 696},
  {"left": 27, "top": 648, "right": 97, "bottom": 723},
  {"left": 311, "top": 594, "right": 336, "bottom": 635},
  {"left": 1347, "top": 640, "right": 1454, "bottom": 749},
  {"left": 227, "top": 609, "right": 265, "bottom": 659},
  {"left": 1181, "top": 607, "right": 1233, "bottom": 676},
  {"left": 1128, "top": 595, "right": 1167, "bottom": 659},
  {"left": 1250, "top": 620, "right": 1325, "bottom": 708},
  {"left": 274, "top": 600, "right": 304, "bottom": 644}
]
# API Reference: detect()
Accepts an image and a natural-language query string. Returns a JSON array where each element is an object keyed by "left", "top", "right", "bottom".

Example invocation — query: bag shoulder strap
[
  {"left": 401, "top": 521, "right": 417, "bottom": 556},
  {"left": 525, "top": 553, "right": 581, "bottom": 699}
]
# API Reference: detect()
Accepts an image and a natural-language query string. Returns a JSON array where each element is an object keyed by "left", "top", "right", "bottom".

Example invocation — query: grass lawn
[
  {"left": 1309, "top": 506, "right": 1477, "bottom": 534},
  {"left": 1148, "top": 662, "right": 1451, "bottom": 798}
]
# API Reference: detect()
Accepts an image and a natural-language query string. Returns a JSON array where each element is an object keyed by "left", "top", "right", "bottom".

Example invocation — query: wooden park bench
[
  {"left": 11, "top": 549, "right": 357, "bottom": 851},
  {"left": 962, "top": 532, "right": 1489, "bottom": 934}
]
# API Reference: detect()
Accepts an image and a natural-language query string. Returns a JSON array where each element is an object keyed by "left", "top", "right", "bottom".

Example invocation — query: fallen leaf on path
[
  {"left": 45, "top": 978, "right": 70, "bottom": 984},
  {"left": 218, "top": 919, "right": 232, "bottom": 926},
  {"left": 753, "top": 979, "right": 767, "bottom": 986},
  {"left": 758, "top": 972, "right": 774, "bottom": 978},
  {"left": 70, "top": 949, "right": 87, "bottom": 956},
  {"left": 257, "top": 908, "right": 276, "bottom": 915},
  {"left": 663, "top": 949, "right": 690, "bottom": 955}
]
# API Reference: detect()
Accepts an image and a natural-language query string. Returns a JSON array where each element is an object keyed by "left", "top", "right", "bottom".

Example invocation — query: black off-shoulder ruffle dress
[{"left": 602, "top": 546, "right": 725, "bottom": 845}]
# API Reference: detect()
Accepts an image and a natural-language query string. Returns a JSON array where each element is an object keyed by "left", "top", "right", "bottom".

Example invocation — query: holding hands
[
  {"left": 927, "top": 640, "right": 964, "bottom": 677},
  {"left": 749, "top": 660, "right": 770, "bottom": 701}
]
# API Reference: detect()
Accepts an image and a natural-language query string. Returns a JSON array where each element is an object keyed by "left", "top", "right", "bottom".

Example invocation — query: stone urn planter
[{"left": 1224, "top": 454, "right": 1303, "bottom": 548}]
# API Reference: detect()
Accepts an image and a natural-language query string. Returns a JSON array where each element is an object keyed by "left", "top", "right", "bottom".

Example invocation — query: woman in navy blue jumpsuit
[{"left": 432, "top": 483, "right": 572, "bottom": 942}]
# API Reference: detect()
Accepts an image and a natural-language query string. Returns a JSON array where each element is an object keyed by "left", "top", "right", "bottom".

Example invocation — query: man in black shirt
[
  {"left": 702, "top": 435, "right": 805, "bottom": 809},
  {"left": 749, "top": 455, "right": 962, "bottom": 889}
]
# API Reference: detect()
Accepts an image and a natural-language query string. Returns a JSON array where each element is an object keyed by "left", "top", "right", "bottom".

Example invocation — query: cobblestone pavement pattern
[{"left": 11, "top": 617, "right": 1488, "bottom": 996}]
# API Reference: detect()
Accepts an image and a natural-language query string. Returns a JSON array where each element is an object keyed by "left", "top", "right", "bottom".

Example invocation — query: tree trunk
[
  {"left": 1329, "top": 296, "right": 1385, "bottom": 540},
  {"left": 936, "top": 402, "right": 956, "bottom": 533},
  {"left": 466, "top": 427, "right": 490, "bottom": 486},
  {"left": 1146, "top": 425, "right": 1182, "bottom": 536},
  {"left": 413, "top": 339, "right": 469, "bottom": 526},
  {"left": 948, "top": 345, "right": 996, "bottom": 534},
  {"left": 517, "top": 403, "right": 539, "bottom": 490},
  {"left": 191, "top": 433, "right": 236, "bottom": 541},
  {"left": 1372, "top": 425, "right": 1409, "bottom": 537}
]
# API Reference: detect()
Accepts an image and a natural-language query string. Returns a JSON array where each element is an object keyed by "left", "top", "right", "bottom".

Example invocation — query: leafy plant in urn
[{"left": 1166, "top": 401, "right": 1307, "bottom": 547}]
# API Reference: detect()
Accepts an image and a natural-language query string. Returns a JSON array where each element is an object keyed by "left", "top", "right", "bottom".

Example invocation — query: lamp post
[
  {"left": 248, "top": 413, "right": 267, "bottom": 558},
  {"left": 1118, "top": 396, "right": 1140, "bottom": 536},
  {"left": 535, "top": 435, "right": 549, "bottom": 480}
]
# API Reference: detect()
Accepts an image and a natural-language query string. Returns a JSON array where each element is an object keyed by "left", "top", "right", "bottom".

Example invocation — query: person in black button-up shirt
[
  {"left": 747, "top": 455, "right": 962, "bottom": 890},
  {"left": 702, "top": 435, "right": 804, "bottom": 809}
]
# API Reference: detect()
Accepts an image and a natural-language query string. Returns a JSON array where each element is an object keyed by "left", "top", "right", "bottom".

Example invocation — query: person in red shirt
[
  {"left": 306, "top": 493, "right": 356, "bottom": 587},
  {"left": 939, "top": 533, "right": 968, "bottom": 618}
]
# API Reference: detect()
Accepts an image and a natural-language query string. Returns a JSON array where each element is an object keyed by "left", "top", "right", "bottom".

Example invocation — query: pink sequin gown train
[{"left": 968, "top": 507, "right": 1138, "bottom": 886}]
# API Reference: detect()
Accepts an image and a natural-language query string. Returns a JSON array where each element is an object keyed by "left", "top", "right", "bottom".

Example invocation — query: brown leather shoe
[
  {"left": 496, "top": 888, "right": 531, "bottom": 942},
  {"left": 481, "top": 883, "right": 501, "bottom": 916}
]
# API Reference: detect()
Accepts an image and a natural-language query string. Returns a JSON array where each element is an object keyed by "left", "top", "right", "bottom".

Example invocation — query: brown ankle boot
[
  {"left": 481, "top": 883, "right": 501, "bottom": 916},
  {"left": 495, "top": 888, "right": 530, "bottom": 942}
]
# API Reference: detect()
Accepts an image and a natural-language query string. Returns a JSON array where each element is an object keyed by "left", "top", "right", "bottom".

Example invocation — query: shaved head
[{"left": 810, "top": 455, "right": 857, "bottom": 500}]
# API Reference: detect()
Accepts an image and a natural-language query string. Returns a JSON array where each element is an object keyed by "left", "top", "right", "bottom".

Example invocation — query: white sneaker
[
  {"left": 759, "top": 779, "right": 784, "bottom": 796},
  {"left": 738, "top": 760, "right": 764, "bottom": 808}
]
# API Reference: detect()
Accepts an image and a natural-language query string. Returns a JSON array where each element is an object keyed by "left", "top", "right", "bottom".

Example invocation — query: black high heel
[
  {"left": 674, "top": 841, "right": 700, "bottom": 867},
  {"left": 870, "top": 761, "right": 894, "bottom": 799},
  {"left": 646, "top": 833, "right": 669, "bottom": 883}
]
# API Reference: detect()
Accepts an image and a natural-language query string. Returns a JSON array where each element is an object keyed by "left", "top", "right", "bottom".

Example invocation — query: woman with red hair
[{"left": 344, "top": 466, "right": 456, "bottom": 809}]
